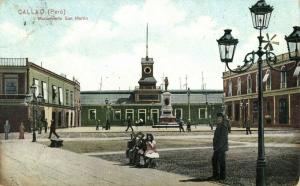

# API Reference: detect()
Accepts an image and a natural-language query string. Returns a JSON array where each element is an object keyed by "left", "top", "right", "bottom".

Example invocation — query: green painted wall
[{"left": 81, "top": 103, "right": 222, "bottom": 126}]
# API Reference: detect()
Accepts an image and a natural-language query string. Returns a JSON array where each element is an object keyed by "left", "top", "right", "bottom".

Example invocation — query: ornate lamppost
[
  {"left": 25, "top": 83, "right": 43, "bottom": 142},
  {"left": 105, "top": 98, "right": 110, "bottom": 130},
  {"left": 187, "top": 87, "right": 191, "bottom": 126},
  {"left": 217, "top": 1, "right": 299, "bottom": 185}
]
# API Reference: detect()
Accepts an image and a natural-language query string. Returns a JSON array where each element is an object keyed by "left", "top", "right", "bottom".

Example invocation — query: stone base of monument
[{"left": 152, "top": 91, "right": 179, "bottom": 128}]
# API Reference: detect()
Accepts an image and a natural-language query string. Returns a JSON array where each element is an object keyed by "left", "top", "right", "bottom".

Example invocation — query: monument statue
[{"left": 164, "top": 77, "right": 169, "bottom": 91}]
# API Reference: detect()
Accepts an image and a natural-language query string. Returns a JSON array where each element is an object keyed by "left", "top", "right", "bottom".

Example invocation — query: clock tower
[{"left": 135, "top": 24, "right": 161, "bottom": 103}]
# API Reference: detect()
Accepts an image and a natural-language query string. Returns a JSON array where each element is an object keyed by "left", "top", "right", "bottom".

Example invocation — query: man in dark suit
[
  {"left": 48, "top": 119, "right": 59, "bottom": 139},
  {"left": 210, "top": 112, "right": 229, "bottom": 180},
  {"left": 125, "top": 116, "right": 134, "bottom": 132}
]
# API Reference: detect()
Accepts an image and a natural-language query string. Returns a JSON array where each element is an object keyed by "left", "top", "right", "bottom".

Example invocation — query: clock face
[{"left": 144, "top": 67, "right": 152, "bottom": 74}]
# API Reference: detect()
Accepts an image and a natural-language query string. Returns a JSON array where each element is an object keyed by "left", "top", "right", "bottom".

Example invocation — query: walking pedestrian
[
  {"left": 245, "top": 119, "right": 252, "bottom": 135},
  {"left": 209, "top": 121, "right": 213, "bottom": 130},
  {"left": 125, "top": 116, "right": 134, "bottom": 132},
  {"left": 4, "top": 120, "right": 10, "bottom": 140},
  {"left": 48, "top": 119, "right": 59, "bottom": 139},
  {"left": 19, "top": 122, "right": 25, "bottom": 139},
  {"left": 209, "top": 112, "right": 229, "bottom": 181}
]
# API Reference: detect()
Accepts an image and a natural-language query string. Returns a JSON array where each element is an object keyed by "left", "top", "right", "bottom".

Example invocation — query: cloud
[
  {"left": 53, "top": 0, "right": 228, "bottom": 90},
  {"left": 0, "top": 22, "right": 28, "bottom": 47},
  {"left": 58, "top": 20, "right": 115, "bottom": 47}
]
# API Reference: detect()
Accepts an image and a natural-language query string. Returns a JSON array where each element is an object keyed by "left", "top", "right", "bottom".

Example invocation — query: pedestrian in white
[{"left": 4, "top": 120, "right": 10, "bottom": 140}]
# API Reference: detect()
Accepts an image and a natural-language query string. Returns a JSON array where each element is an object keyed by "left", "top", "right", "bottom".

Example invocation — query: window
[
  {"left": 58, "top": 87, "right": 63, "bottom": 105},
  {"left": 4, "top": 74, "right": 18, "bottom": 94},
  {"left": 256, "top": 73, "right": 258, "bottom": 92},
  {"left": 294, "top": 65, "right": 300, "bottom": 86},
  {"left": 52, "top": 85, "right": 57, "bottom": 103},
  {"left": 263, "top": 70, "right": 271, "bottom": 91},
  {"left": 70, "top": 91, "right": 74, "bottom": 106},
  {"left": 237, "top": 77, "right": 241, "bottom": 95},
  {"left": 125, "top": 109, "right": 134, "bottom": 121},
  {"left": 42, "top": 82, "right": 47, "bottom": 100},
  {"left": 66, "top": 90, "right": 69, "bottom": 105},
  {"left": 280, "top": 66, "right": 287, "bottom": 88},
  {"left": 33, "top": 79, "right": 39, "bottom": 96},
  {"left": 150, "top": 109, "right": 159, "bottom": 124},
  {"left": 113, "top": 110, "right": 121, "bottom": 120},
  {"left": 228, "top": 80, "right": 232, "bottom": 96},
  {"left": 88, "top": 109, "right": 96, "bottom": 120},
  {"left": 198, "top": 108, "right": 207, "bottom": 119},
  {"left": 175, "top": 108, "right": 183, "bottom": 119},
  {"left": 138, "top": 109, "right": 146, "bottom": 124},
  {"left": 247, "top": 74, "right": 252, "bottom": 94}
]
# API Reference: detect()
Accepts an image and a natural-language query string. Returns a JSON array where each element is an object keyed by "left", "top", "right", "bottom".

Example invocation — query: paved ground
[
  {"left": 0, "top": 126, "right": 299, "bottom": 186},
  {"left": 0, "top": 140, "right": 218, "bottom": 186}
]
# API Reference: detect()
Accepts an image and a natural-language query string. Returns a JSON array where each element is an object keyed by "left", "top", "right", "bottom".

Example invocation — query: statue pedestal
[{"left": 159, "top": 91, "right": 176, "bottom": 124}]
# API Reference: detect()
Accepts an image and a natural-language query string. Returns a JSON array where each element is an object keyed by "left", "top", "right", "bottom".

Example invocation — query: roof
[
  {"left": 141, "top": 57, "right": 154, "bottom": 64},
  {"left": 138, "top": 77, "right": 157, "bottom": 84},
  {"left": 80, "top": 89, "right": 223, "bottom": 105}
]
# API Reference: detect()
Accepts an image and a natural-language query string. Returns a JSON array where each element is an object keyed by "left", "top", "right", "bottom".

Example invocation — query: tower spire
[{"left": 146, "top": 23, "right": 149, "bottom": 60}]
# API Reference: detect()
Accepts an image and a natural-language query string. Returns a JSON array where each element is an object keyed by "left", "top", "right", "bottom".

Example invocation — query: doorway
[{"left": 279, "top": 98, "right": 288, "bottom": 124}]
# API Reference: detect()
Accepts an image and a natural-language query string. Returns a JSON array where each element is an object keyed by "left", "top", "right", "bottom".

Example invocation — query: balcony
[
  {"left": 135, "top": 86, "right": 161, "bottom": 90},
  {"left": 0, "top": 58, "right": 28, "bottom": 67}
]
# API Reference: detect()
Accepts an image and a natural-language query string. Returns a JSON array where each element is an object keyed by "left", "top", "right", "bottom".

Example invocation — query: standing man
[
  {"left": 210, "top": 112, "right": 229, "bottom": 180},
  {"left": 4, "top": 120, "right": 10, "bottom": 140},
  {"left": 178, "top": 118, "right": 185, "bottom": 132},
  {"left": 224, "top": 115, "right": 231, "bottom": 133},
  {"left": 125, "top": 116, "right": 134, "bottom": 132},
  {"left": 48, "top": 119, "right": 59, "bottom": 139},
  {"left": 245, "top": 119, "right": 252, "bottom": 135},
  {"left": 44, "top": 118, "right": 48, "bottom": 133},
  {"left": 96, "top": 119, "right": 101, "bottom": 130}
]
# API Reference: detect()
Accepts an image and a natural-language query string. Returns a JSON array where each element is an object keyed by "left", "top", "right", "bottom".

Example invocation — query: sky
[{"left": 0, "top": 0, "right": 299, "bottom": 91}]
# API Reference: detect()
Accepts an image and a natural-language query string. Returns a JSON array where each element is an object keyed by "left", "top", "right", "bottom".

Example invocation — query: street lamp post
[
  {"left": 217, "top": 1, "right": 299, "bottom": 185},
  {"left": 187, "top": 88, "right": 191, "bottom": 126},
  {"left": 25, "top": 83, "right": 43, "bottom": 142},
  {"left": 105, "top": 98, "right": 109, "bottom": 130}
]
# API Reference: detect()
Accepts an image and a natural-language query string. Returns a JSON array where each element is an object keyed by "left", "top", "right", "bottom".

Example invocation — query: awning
[{"left": 293, "top": 66, "right": 300, "bottom": 77}]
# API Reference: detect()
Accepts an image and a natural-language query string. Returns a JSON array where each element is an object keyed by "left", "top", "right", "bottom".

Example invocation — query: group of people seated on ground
[{"left": 126, "top": 132, "right": 159, "bottom": 168}]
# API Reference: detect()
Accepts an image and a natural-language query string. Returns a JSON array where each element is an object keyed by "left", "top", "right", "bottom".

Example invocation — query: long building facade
[
  {"left": 223, "top": 52, "right": 300, "bottom": 128},
  {"left": 0, "top": 58, "right": 81, "bottom": 132},
  {"left": 81, "top": 89, "right": 223, "bottom": 126}
]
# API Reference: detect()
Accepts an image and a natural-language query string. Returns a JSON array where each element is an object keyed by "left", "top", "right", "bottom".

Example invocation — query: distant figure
[
  {"left": 210, "top": 113, "right": 228, "bottom": 180},
  {"left": 125, "top": 117, "right": 134, "bottom": 132},
  {"left": 19, "top": 122, "right": 25, "bottom": 139},
  {"left": 105, "top": 119, "right": 110, "bottom": 130},
  {"left": 49, "top": 119, "right": 59, "bottom": 139},
  {"left": 27, "top": 119, "right": 32, "bottom": 133},
  {"left": 245, "top": 120, "right": 252, "bottom": 135},
  {"left": 164, "top": 77, "right": 169, "bottom": 91},
  {"left": 209, "top": 121, "right": 213, "bottom": 131},
  {"left": 43, "top": 118, "right": 48, "bottom": 133},
  {"left": 138, "top": 119, "right": 144, "bottom": 126},
  {"left": 177, "top": 118, "right": 185, "bottom": 132},
  {"left": 224, "top": 115, "right": 231, "bottom": 133},
  {"left": 96, "top": 119, "right": 101, "bottom": 130},
  {"left": 186, "top": 120, "right": 191, "bottom": 132},
  {"left": 4, "top": 120, "right": 10, "bottom": 140}
]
